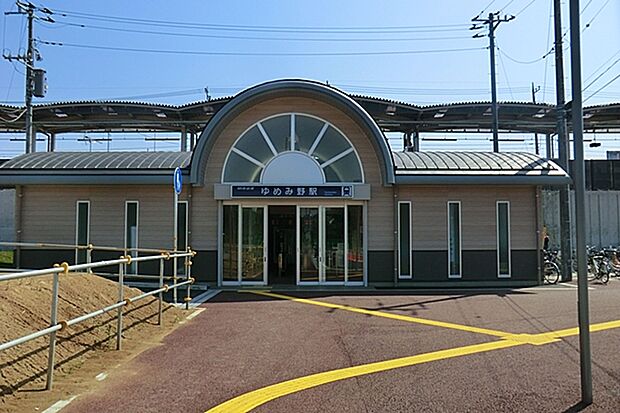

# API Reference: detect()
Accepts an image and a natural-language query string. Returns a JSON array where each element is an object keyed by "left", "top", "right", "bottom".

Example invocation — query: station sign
[{"left": 232, "top": 185, "right": 353, "bottom": 198}]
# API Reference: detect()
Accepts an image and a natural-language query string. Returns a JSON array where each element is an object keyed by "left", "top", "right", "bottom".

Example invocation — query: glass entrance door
[
  {"left": 296, "top": 205, "right": 364, "bottom": 285},
  {"left": 298, "top": 207, "right": 320, "bottom": 283},
  {"left": 222, "top": 205, "right": 267, "bottom": 285}
]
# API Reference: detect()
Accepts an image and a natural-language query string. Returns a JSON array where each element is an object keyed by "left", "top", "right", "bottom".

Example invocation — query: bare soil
[{"left": 0, "top": 272, "right": 185, "bottom": 412}]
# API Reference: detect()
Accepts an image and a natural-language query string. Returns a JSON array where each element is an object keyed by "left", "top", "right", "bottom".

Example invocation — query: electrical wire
[
  {"left": 497, "top": 46, "right": 514, "bottom": 99},
  {"left": 585, "top": 72, "right": 620, "bottom": 102},
  {"left": 583, "top": 0, "right": 611, "bottom": 31},
  {"left": 34, "top": 19, "right": 473, "bottom": 43},
  {"left": 513, "top": 0, "right": 538, "bottom": 17},
  {"left": 583, "top": 57, "right": 620, "bottom": 92},
  {"left": 43, "top": 7, "right": 471, "bottom": 34},
  {"left": 38, "top": 40, "right": 486, "bottom": 57}
]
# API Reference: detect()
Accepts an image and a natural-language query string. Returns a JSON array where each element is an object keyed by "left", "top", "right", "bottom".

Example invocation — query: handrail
[
  {"left": 0, "top": 246, "right": 198, "bottom": 391},
  {"left": 0, "top": 241, "right": 186, "bottom": 254}
]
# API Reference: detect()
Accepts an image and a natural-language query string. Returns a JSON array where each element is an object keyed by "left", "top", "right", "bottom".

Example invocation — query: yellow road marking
[
  {"left": 246, "top": 290, "right": 513, "bottom": 339},
  {"left": 207, "top": 292, "right": 620, "bottom": 412},
  {"left": 205, "top": 339, "right": 522, "bottom": 413}
]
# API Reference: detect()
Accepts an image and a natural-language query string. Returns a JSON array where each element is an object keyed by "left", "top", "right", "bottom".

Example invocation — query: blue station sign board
[
  {"left": 173, "top": 167, "right": 183, "bottom": 194},
  {"left": 232, "top": 185, "right": 353, "bottom": 198}
]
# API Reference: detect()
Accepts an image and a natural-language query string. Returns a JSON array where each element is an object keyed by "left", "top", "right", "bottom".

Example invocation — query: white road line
[
  {"left": 42, "top": 396, "right": 77, "bottom": 413},
  {"left": 186, "top": 308, "right": 206, "bottom": 320},
  {"left": 189, "top": 289, "right": 221, "bottom": 308}
]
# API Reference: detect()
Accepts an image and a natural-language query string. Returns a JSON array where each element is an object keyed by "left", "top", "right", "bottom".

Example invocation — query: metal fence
[
  {"left": 543, "top": 190, "right": 620, "bottom": 248},
  {"left": 0, "top": 247, "right": 196, "bottom": 390}
]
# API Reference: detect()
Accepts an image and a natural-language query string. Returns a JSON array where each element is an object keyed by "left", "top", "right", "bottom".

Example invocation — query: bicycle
[{"left": 542, "top": 250, "right": 560, "bottom": 284}]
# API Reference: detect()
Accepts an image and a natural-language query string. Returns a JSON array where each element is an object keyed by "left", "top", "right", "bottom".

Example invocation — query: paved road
[{"left": 64, "top": 281, "right": 620, "bottom": 412}]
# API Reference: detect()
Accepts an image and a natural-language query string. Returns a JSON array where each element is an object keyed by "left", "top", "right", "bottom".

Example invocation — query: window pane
[
  {"left": 261, "top": 115, "right": 290, "bottom": 153},
  {"left": 125, "top": 202, "right": 138, "bottom": 274},
  {"left": 176, "top": 202, "right": 188, "bottom": 275},
  {"left": 498, "top": 203, "right": 510, "bottom": 275},
  {"left": 324, "top": 207, "right": 345, "bottom": 282},
  {"left": 300, "top": 207, "right": 319, "bottom": 282},
  {"left": 399, "top": 203, "right": 411, "bottom": 277},
  {"left": 448, "top": 203, "right": 460, "bottom": 277},
  {"left": 347, "top": 206, "right": 364, "bottom": 282},
  {"left": 312, "top": 126, "right": 350, "bottom": 164},
  {"left": 76, "top": 202, "right": 89, "bottom": 263},
  {"left": 235, "top": 126, "right": 274, "bottom": 164},
  {"left": 296, "top": 115, "right": 325, "bottom": 153},
  {"left": 223, "top": 205, "right": 238, "bottom": 282},
  {"left": 241, "top": 207, "right": 264, "bottom": 282},
  {"left": 223, "top": 151, "right": 262, "bottom": 183},
  {"left": 323, "top": 151, "right": 363, "bottom": 182}
]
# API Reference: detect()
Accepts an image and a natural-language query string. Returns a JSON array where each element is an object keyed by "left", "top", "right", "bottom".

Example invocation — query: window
[
  {"left": 398, "top": 201, "right": 412, "bottom": 279},
  {"left": 222, "top": 113, "right": 363, "bottom": 184},
  {"left": 448, "top": 201, "right": 461, "bottom": 278},
  {"left": 497, "top": 201, "right": 511, "bottom": 278},
  {"left": 125, "top": 201, "right": 139, "bottom": 274},
  {"left": 75, "top": 201, "right": 90, "bottom": 264},
  {"left": 177, "top": 201, "right": 189, "bottom": 275},
  {"left": 347, "top": 205, "right": 364, "bottom": 283}
]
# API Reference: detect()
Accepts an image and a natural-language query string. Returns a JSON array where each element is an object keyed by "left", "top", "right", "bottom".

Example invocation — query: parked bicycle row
[{"left": 542, "top": 246, "right": 620, "bottom": 285}]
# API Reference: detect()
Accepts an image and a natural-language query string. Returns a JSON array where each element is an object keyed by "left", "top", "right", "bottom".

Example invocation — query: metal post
[
  {"left": 25, "top": 4, "right": 35, "bottom": 154},
  {"left": 45, "top": 267, "right": 61, "bottom": 390},
  {"left": 86, "top": 244, "right": 92, "bottom": 274},
  {"left": 181, "top": 126, "right": 187, "bottom": 152},
  {"left": 531, "top": 83, "right": 540, "bottom": 155},
  {"left": 173, "top": 190, "right": 178, "bottom": 304},
  {"left": 47, "top": 132, "right": 56, "bottom": 152},
  {"left": 569, "top": 0, "right": 592, "bottom": 404},
  {"left": 488, "top": 13, "right": 499, "bottom": 153},
  {"left": 546, "top": 133, "right": 552, "bottom": 158},
  {"left": 185, "top": 248, "right": 192, "bottom": 310},
  {"left": 554, "top": 0, "right": 573, "bottom": 282},
  {"left": 116, "top": 259, "right": 124, "bottom": 350},
  {"left": 158, "top": 257, "right": 164, "bottom": 325}
]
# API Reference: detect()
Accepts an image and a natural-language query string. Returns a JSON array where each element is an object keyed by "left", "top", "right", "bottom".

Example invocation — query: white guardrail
[{"left": 0, "top": 247, "right": 196, "bottom": 390}]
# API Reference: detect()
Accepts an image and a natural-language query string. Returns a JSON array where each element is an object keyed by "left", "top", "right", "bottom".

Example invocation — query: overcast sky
[{"left": 1, "top": 0, "right": 619, "bottom": 157}]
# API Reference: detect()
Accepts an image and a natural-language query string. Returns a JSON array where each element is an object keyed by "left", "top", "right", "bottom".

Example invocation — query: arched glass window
[{"left": 222, "top": 113, "right": 363, "bottom": 184}]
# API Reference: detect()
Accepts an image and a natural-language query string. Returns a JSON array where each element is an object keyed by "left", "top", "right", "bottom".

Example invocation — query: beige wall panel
[
  {"left": 397, "top": 185, "right": 536, "bottom": 251},
  {"left": 194, "top": 96, "right": 393, "bottom": 251},
  {"left": 21, "top": 185, "right": 188, "bottom": 250}
]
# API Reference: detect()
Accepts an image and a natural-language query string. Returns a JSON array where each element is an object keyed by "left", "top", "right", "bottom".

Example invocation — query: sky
[{"left": 0, "top": 0, "right": 619, "bottom": 158}]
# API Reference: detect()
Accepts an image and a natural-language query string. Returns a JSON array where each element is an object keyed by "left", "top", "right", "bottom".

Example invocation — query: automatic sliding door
[
  {"left": 323, "top": 207, "right": 345, "bottom": 283},
  {"left": 241, "top": 207, "right": 266, "bottom": 283},
  {"left": 299, "top": 207, "right": 320, "bottom": 283},
  {"left": 222, "top": 205, "right": 239, "bottom": 282}
]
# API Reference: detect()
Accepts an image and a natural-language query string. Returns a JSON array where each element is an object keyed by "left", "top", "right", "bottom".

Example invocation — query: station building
[{"left": 0, "top": 79, "right": 570, "bottom": 287}]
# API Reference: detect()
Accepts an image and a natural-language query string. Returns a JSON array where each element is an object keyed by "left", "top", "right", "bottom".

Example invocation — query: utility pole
[
  {"left": 3, "top": 1, "right": 49, "bottom": 154},
  {"left": 471, "top": 12, "right": 514, "bottom": 152},
  {"left": 531, "top": 83, "right": 541, "bottom": 155},
  {"left": 569, "top": 0, "right": 592, "bottom": 405},
  {"left": 553, "top": 0, "right": 573, "bottom": 282}
]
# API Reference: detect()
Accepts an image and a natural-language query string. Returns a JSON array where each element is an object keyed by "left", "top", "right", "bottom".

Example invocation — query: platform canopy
[{"left": 1, "top": 94, "right": 619, "bottom": 135}]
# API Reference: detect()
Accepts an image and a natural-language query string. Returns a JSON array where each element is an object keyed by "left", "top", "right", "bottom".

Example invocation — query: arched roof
[{"left": 188, "top": 79, "right": 396, "bottom": 185}]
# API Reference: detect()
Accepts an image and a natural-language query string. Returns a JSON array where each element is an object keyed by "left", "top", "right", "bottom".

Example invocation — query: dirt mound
[{"left": 0, "top": 273, "right": 183, "bottom": 403}]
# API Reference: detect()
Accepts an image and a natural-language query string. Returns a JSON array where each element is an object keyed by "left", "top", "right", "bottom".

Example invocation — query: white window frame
[
  {"left": 447, "top": 201, "right": 462, "bottom": 279},
  {"left": 398, "top": 201, "right": 412, "bottom": 279},
  {"left": 75, "top": 200, "right": 90, "bottom": 263},
  {"left": 124, "top": 201, "right": 139, "bottom": 274},
  {"left": 496, "top": 201, "right": 512, "bottom": 278}
]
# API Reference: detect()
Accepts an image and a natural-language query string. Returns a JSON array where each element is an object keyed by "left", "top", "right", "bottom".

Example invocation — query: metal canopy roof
[
  {"left": 393, "top": 151, "right": 569, "bottom": 185},
  {"left": 0, "top": 151, "right": 191, "bottom": 170},
  {"left": 0, "top": 150, "right": 569, "bottom": 186},
  {"left": 1, "top": 94, "right": 619, "bottom": 135}
]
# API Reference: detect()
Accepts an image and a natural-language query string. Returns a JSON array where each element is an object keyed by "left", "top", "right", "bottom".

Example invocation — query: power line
[
  {"left": 35, "top": 19, "right": 473, "bottom": 43},
  {"left": 38, "top": 40, "right": 486, "bottom": 57},
  {"left": 583, "top": 56, "right": 620, "bottom": 92},
  {"left": 42, "top": 7, "right": 471, "bottom": 34},
  {"left": 497, "top": 47, "right": 514, "bottom": 100},
  {"left": 583, "top": 0, "right": 611, "bottom": 31},
  {"left": 514, "top": 0, "right": 538, "bottom": 17},
  {"left": 584, "top": 48, "right": 620, "bottom": 83},
  {"left": 585, "top": 72, "right": 620, "bottom": 102}
]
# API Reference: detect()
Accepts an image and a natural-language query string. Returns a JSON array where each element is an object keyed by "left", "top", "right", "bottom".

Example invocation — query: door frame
[{"left": 220, "top": 203, "right": 268, "bottom": 286}]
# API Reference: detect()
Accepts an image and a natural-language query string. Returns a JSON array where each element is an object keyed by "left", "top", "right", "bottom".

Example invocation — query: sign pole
[{"left": 172, "top": 167, "right": 182, "bottom": 304}]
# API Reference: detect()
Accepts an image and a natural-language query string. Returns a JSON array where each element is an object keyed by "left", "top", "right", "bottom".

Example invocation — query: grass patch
[{"left": 0, "top": 250, "right": 14, "bottom": 264}]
